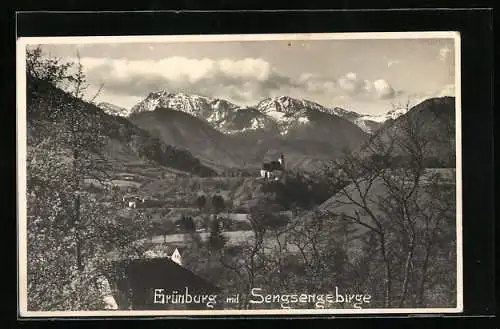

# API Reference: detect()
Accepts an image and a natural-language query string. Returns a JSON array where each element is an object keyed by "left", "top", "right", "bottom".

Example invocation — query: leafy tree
[
  {"left": 196, "top": 195, "right": 207, "bottom": 211},
  {"left": 185, "top": 216, "right": 196, "bottom": 232},
  {"left": 25, "top": 46, "right": 149, "bottom": 311},
  {"left": 208, "top": 216, "right": 227, "bottom": 251},
  {"left": 248, "top": 200, "right": 288, "bottom": 230},
  {"left": 176, "top": 215, "right": 196, "bottom": 233},
  {"left": 211, "top": 195, "right": 225, "bottom": 214},
  {"left": 261, "top": 171, "right": 331, "bottom": 210}
]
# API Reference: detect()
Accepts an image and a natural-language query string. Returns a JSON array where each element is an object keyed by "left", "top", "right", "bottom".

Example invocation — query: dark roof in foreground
[{"left": 108, "top": 257, "right": 221, "bottom": 310}]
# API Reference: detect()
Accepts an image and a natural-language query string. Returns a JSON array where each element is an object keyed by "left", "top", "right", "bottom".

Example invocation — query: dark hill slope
[
  {"left": 128, "top": 108, "right": 253, "bottom": 170},
  {"left": 26, "top": 77, "right": 216, "bottom": 177},
  {"left": 358, "top": 97, "right": 456, "bottom": 167}
]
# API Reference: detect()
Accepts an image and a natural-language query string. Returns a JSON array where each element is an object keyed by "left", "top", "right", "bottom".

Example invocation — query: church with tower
[{"left": 260, "top": 153, "right": 286, "bottom": 181}]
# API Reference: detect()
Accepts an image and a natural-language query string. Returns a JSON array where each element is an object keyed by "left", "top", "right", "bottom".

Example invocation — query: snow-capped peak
[
  {"left": 129, "top": 91, "right": 279, "bottom": 135},
  {"left": 255, "top": 96, "right": 333, "bottom": 135},
  {"left": 346, "top": 107, "right": 409, "bottom": 133},
  {"left": 257, "top": 96, "right": 326, "bottom": 115},
  {"left": 356, "top": 107, "right": 409, "bottom": 124},
  {"left": 386, "top": 106, "right": 409, "bottom": 120},
  {"left": 256, "top": 95, "right": 410, "bottom": 134},
  {"left": 130, "top": 90, "right": 215, "bottom": 118}
]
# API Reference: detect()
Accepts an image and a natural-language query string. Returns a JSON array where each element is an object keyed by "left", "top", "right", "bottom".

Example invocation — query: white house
[
  {"left": 122, "top": 194, "right": 146, "bottom": 208},
  {"left": 169, "top": 248, "right": 182, "bottom": 266}
]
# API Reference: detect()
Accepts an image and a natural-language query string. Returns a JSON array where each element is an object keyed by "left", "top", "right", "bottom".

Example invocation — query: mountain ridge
[
  {"left": 128, "top": 98, "right": 370, "bottom": 172},
  {"left": 125, "top": 91, "right": 409, "bottom": 135},
  {"left": 356, "top": 96, "right": 456, "bottom": 167}
]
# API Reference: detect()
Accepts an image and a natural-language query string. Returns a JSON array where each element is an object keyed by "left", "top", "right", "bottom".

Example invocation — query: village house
[
  {"left": 143, "top": 245, "right": 183, "bottom": 266},
  {"left": 122, "top": 194, "right": 138, "bottom": 208},
  {"left": 122, "top": 194, "right": 149, "bottom": 208}
]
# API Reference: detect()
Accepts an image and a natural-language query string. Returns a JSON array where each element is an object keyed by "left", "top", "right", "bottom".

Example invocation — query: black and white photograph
[{"left": 17, "top": 32, "right": 462, "bottom": 316}]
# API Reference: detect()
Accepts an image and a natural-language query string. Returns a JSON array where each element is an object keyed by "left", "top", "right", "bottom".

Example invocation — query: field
[{"left": 137, "top": 230, "right": 302, "bottom": 254}]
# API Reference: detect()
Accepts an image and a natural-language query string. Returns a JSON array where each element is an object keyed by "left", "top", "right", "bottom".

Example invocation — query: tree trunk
[
  {"left": 399, "top": 240, "right": 415, "bottom": 307},
  {"left": 417, "top": 241, "right": 433, "bottom": 306},
  {"left": 74, "top": 194, "right": 84, "bottom": 272},
  {"left": 379, "top": 234, "right": 392, "bottom": 308}
]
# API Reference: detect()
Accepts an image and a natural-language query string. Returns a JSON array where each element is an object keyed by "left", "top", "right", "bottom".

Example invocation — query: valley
[
  {"left": 29, "top": 76, "right": 457, "bottom": 261},
  {"left": 24, "top": 46, "right": 458, "bottom": 311}
]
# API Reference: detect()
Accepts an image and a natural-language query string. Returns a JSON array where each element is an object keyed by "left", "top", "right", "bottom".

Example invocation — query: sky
[{"left": 33, "top": 35, "right": 456, "bottom": 116}]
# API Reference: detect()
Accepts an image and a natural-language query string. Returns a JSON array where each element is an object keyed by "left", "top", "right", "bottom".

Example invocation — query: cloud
[
  {"left": 61, "top": 55, "right": 399, "bottom": 106},
  {"left": 336, "top": 72, "right": 396, "bottom": 100},
  {"left": 373, "top": 79, "right": 396, "bottom": 99},
  {"left": 297, "top": 73, "right": 336, "bottom": 94},
  {"left": 297, "top": 71, "right": 397, "bottom": 101},
  {"left": 338, "top": 72, "right": 361, "bottom": 94},
  {"left": 362, "top": 80, "right": 374, "bottom": 93},
  {"left": 68, "top": 56, "right": 297, "bottom": 104}
]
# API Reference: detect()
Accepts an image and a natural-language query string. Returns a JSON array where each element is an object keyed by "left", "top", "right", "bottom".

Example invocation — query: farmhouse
[
  {"left": 107, "top": 257, "right": 221, "bottom": 310},
  {"left": 143, "top": 245, "right": 183, "bottom": 266},
  {"left": 260, "top": 153, "right": 285, "bottom": 181},
  {"left": 122, "top": 194, "right": 141, "bottom": 208},
  {"left": 122, "top": 194, "right": 154, "bottom": 208}
]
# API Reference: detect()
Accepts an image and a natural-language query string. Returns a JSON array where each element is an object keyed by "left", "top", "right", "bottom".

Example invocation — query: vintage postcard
[{"left": 17, "top": 32, "right": 462, "bottom": 316}]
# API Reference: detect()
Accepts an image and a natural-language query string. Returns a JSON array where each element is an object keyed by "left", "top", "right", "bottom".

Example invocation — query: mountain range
[
  {"left": 103, "top": 91, "right": 409, "bottom": 134},
  {"left": 95, "top": 91, "right": 455, "bottom": 172},
  {"left": 126, "top": 93, "right": 371, "bottom": 171},
  {"left": 26, "top": 80, "right": 457, "bottom": 176}
]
